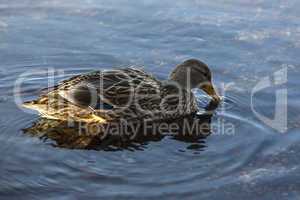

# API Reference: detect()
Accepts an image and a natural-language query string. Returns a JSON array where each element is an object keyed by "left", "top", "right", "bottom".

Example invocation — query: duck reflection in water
[{"left": 23, "top": 101, "right": 218, "bottom": 151}]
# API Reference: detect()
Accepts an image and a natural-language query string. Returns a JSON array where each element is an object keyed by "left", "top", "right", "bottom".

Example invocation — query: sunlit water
[{"left": 0, "top": 0, "right": 300, "bottom": 199}]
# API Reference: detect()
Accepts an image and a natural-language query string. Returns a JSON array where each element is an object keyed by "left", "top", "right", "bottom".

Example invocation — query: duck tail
[{"left": 22, "top": 100, "right": 40, "bottom": 110}]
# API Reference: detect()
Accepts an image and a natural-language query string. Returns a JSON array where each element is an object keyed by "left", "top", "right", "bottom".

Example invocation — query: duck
[{"left": 23, "top": 59, "right": 220, "bottom": 124}]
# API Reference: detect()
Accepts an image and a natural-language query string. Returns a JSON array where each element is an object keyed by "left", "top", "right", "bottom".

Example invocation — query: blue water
[{"left": 0, "top": 0, "right": 300, "bottom": 199}]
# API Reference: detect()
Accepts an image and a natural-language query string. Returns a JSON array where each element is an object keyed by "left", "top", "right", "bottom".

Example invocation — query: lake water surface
[{"left": 0, "top": 0, "right": 300, "bottom": 199}]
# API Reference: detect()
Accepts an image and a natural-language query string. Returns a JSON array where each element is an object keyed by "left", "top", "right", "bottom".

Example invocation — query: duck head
[{"left": 169, "top": 59, "right": 221, "bottom": 103}]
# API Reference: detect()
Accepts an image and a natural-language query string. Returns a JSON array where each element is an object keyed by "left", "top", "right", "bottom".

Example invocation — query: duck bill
[{"left": 200, "top": 82, "right": 221, "bottom": 103}]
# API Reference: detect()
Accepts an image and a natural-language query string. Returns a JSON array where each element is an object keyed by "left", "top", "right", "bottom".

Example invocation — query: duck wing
[{"left": 56, "top": 68, "right": 162, "bottom": 111}]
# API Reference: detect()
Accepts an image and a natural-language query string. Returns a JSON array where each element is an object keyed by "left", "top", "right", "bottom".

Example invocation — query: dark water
[{"left": 1, "top": 0, "right": 300, "bottom": 199}]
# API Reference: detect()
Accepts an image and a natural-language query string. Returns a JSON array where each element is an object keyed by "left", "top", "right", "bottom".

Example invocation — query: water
[{"left": 0, "top": 0, "right": 300, "bottom": 199}]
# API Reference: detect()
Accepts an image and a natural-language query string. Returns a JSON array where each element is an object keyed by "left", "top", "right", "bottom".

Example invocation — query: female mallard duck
[{"left": 23, "top": 59, "right": 220, "bottom": 124}]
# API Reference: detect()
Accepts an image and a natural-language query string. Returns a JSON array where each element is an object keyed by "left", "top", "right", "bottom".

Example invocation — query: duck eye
[
  {"left": 203, "top": 71, "right": 209, "bottom": 77},
  {"left": 204, "top": 72, "right": 211, "bottom": 80}
]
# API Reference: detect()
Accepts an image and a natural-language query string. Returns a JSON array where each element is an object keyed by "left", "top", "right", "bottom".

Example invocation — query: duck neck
[{"left": 169, "top": 70, "right": 200, "bottom": 90}]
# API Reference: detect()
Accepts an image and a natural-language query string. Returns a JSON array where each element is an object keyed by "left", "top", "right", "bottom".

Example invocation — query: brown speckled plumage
[{"left": 23, "top": 68, "right": 198, "bottom": 123}]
